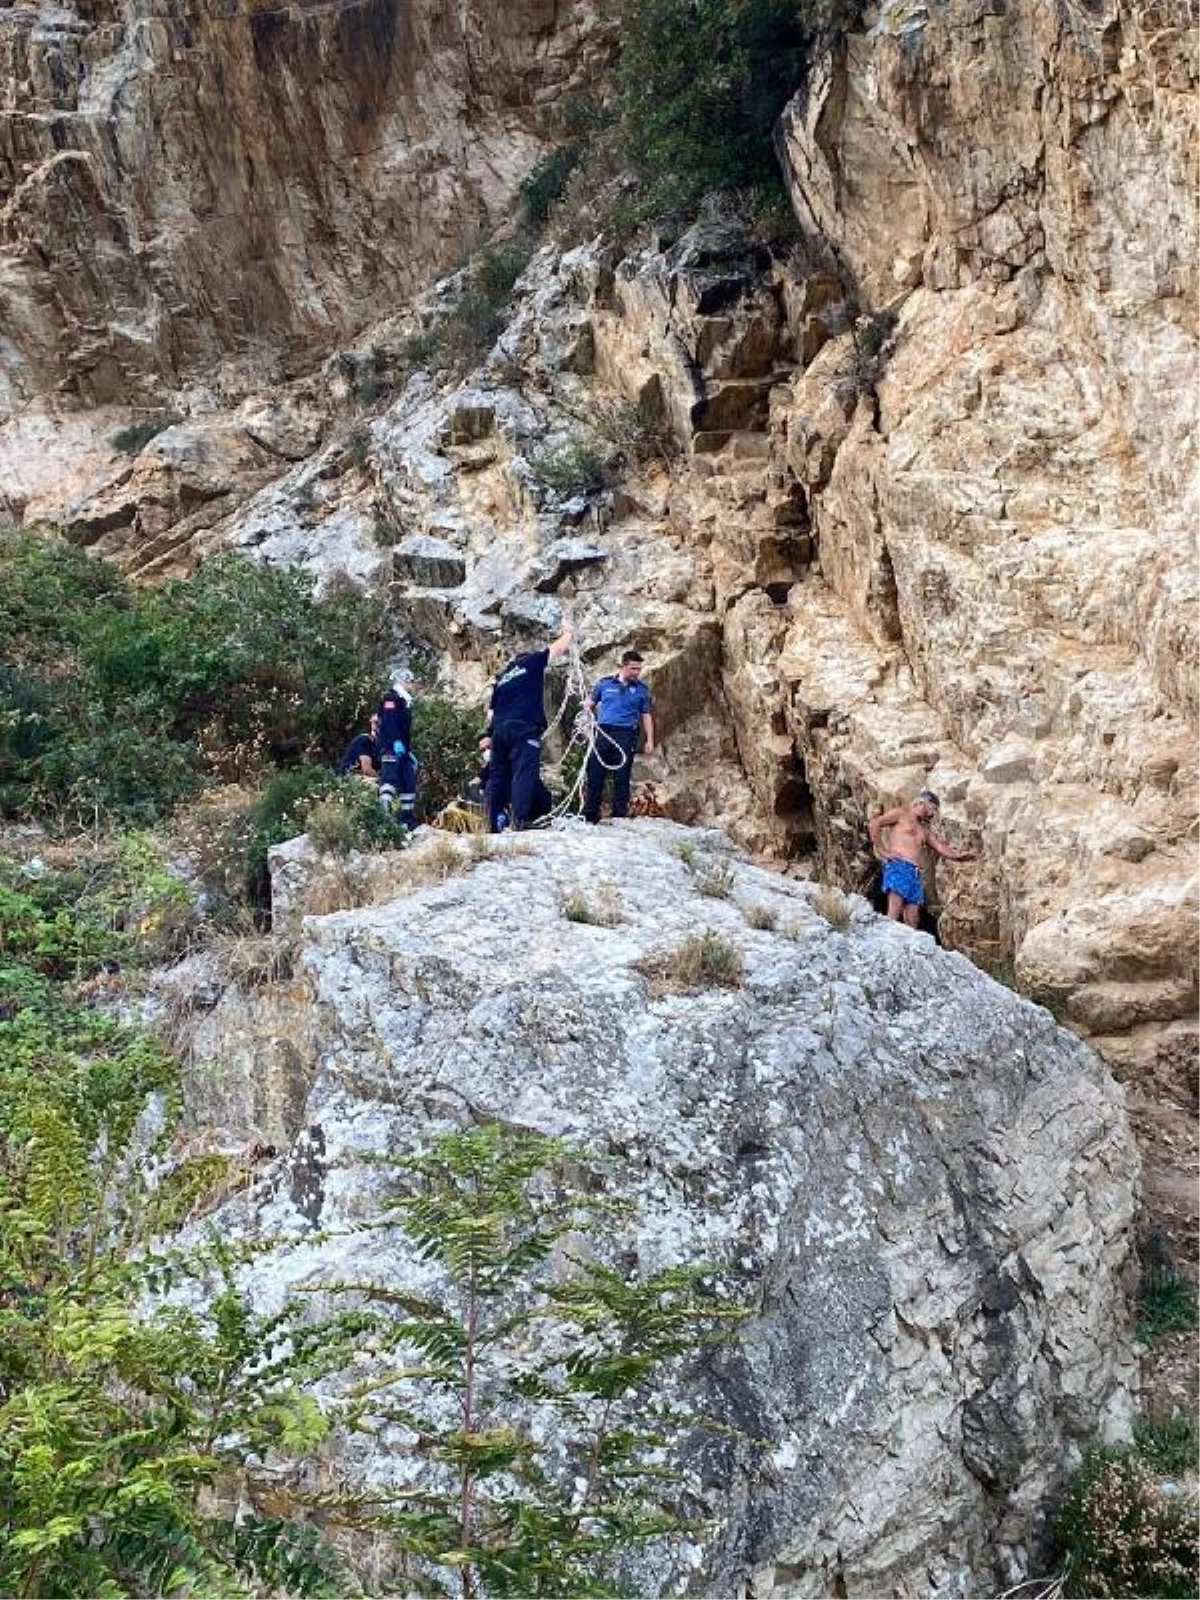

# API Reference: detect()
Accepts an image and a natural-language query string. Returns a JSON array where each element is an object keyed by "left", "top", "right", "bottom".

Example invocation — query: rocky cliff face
[
  {"left": 0, "top": 0, "right": 606, "bottom": 423},
  {"left": 172, "top": 822, "right": 1139, "bottom": 1597},
  {"left": 4, "top": 0, "right": 1192, "bottom": 1575},
  {"left": 762, "top": 0, "right": 1198, "bottom": 1265},
  {"left": 7, "top": 0, "right": 1196, "bottom": 1081}
]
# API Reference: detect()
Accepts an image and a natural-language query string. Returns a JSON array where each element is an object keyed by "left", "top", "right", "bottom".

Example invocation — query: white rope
[{"left": 535, "top": 630, "right": 630, "bottom": 827}]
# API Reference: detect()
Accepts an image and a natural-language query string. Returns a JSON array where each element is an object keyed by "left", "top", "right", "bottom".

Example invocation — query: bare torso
[{"left": 882, "top": 808, "right": 929, "bottom": 865}]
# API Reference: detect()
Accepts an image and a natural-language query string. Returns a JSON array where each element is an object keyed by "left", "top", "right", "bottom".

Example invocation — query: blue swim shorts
[{"left": 882, "top": 858, "right": 924, "bottom": 907}]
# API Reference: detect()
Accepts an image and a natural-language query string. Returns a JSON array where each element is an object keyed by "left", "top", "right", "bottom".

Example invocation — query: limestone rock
[
  {"left": 188, "top": 821, "right": 1139, "bottom": 1597},
  {"left": 394, "top": 534, "right": 467, "bottom": 589},
  {"left": 747, "top": 0, "right": 1199, "bottom": 1084},
  {"left": 3, "top": 0, "right": 1194, "bottom": 1124},
  {"left": 0, "top": 0, "right": 612, "bottom": 415},
  {"left": 149, "top": 948, "right": 319, "bottom": 1150}
]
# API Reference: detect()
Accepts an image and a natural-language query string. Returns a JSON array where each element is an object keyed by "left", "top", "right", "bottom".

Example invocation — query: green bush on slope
[
  {"left": 0, "top": 855, "right": 347, "bottom": 1598},
  {"left": 0, "top": 532, "right": 387, "bottom": 827},
  {"left": 614, "top": 0, "right": 821, "bottom": 225},
  {"left": 1055, "top": 1418, "right": 1199, "bottom": 1599}
]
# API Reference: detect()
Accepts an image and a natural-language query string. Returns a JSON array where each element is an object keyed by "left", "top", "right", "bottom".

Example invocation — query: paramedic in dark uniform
[{"left": 486, "top": 623, "right": 572, "bottom": 831}]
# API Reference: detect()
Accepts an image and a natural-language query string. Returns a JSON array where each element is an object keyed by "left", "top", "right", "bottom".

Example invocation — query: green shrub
[
  {"left": 82, "top": 554, "right": 385, "bottom": 765},
  {"left": 613, "top": 0, "right": 823, "bottom": 224},
  {"left": 0, "top": 837, "right": 191, "bottom": 983},
  {"left": 1137, "top": 1231, "right": 1199, "bottom": 1343},
  {"left": 315, "top": 1124, "right": 744, "bottom": 1594},
  {"left": 1133, "top": 1413, "right": 1199, "bottom": 1477},
  {"left": 0, "top": 532, "right": 388, "bottom": 828},
  {"left": 592, "top": 397, "right": 675, "bottom": 464},
  {"left": 1056, "top": 1443, "right": 1198, "bottom": 1598},
  {"left": 411, "top": 694, "right": 483, "bottom": 819},
  {"left": 531, "top": 401, "right": 673, "bottom": 502},
  {"left": 522, "top": 144, "right": 585, "bottom": 225},
  {"left": 305, "top": 778, "right": 405, "bottom": 856},
  {"left": 243, "top": 765, "right": 337, "bottom": 901},
  {"left": 0, "top": 853, "right": 746, "bottom": 1597},
  {"left": 334, "top": 347, "right": 392, "bottom": 409},
  {"left": 414, "top": 235, "right": 538, "bottom": 373},
  {"left": 0, "top": 852, "right": 346, "bottom": 1596},
  {"left": 531, "top": 437, "right": 612, "bottom": 498},
  {"left": 143, "top": 1150, "right": 238, "bottom": 1232},
  {"left": 36, "top": 723, "right": 200, "bottom": 829}
]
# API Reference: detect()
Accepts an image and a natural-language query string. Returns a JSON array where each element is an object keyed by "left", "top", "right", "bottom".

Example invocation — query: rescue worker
[
  {"left": 486, "top": 622, "right": 573, "bottom": 830},
  {"left": 377, "top": 677, "right": 417, "bottom": 827},
  {"left": 479, "top": 733, "right": 554, "bottom": 830},
  {"left": 583, "top": 650, "right": 655, "bottom": 824},
  {"left": 337, "top": 712, "right": 381, "bottom": 780}
]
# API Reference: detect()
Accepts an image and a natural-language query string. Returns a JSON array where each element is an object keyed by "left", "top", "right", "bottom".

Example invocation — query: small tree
[
  {"left": 412, "top": 695, "right": 484, "bottom": 819},
  {"left": 319, "top": 1125, "right": 743, "bottom": 1595}
]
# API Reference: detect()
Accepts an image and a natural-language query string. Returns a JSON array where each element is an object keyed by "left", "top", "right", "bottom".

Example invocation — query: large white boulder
[{"left": 192, "top": 821, "right": 1140, "bottom": 1596}]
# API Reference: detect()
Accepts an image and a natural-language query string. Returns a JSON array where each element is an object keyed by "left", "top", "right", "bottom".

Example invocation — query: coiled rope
[{"left": 537, "top": 626, "right": 630, "bottom": 826}]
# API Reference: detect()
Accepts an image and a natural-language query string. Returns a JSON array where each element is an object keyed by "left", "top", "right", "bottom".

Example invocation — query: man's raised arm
[
  {"left": 547, "top": 622, "right": 574, "bottom": 663},
  {"left": 868, "top": 806, "right": 902, "bottom": 860}
]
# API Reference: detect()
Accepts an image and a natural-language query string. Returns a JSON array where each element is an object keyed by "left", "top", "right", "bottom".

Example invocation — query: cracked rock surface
[{"left": 192, "top": 820, "right": 1139, "bottom": 1597}]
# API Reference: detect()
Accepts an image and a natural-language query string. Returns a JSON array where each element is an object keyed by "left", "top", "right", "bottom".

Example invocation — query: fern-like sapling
[{"left": 316, "top": 1123, "right": 744, "bottom": 1597}]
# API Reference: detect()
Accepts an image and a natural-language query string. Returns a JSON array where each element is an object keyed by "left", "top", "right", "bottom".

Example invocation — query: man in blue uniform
[
  {"left": 487, "top": 623, "right": 573, "bottom": 830},
  {"left": 377, "top": 679, "right": 417, "bottom": 827},
  {"left": 583, "top": 650, "right": 655, "bottom": 824}
]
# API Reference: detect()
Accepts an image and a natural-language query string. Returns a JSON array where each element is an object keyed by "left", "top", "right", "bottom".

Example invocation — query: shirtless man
[{"left": 868, "top": 790, "right": 975, "bottom": 928}]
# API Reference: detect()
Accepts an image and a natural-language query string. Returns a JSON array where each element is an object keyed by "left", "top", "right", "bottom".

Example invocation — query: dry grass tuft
[
  {"left": 811, "top": 885, "right": 854, "bottom": 931},
  {"left": 636, "top": 930, "right": 745, "bottom": 996},
  {"left": 301, "top": 861, "right": 374, "bottom": 915},
  {"left": 299, "top": 834, "right": 494, "bottom": 916},
  {"left": 221, "top": 934, "right": 298, "bottom": 990},
  {"left": 562, "top": 886, "right": 625, "bottom": 927},
  {"left": 742, "top": 902, "right": 778, "bottom": 931},
  {"left": 690, "top": 857, "right": 736, "bottom": 899}
]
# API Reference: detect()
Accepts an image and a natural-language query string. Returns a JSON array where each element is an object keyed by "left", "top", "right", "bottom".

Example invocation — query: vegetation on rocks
[
  {"left": 109, "top": 413, "right": 180, "bottom": 455},
  {"left": 411, "top": 694, "right": 484, "bottom": 819},
  {"left": 538, "top": 0, "right": 831, "bottom": 243},
  {"left": 314, "top": 1124, "right": 743, "bottom": 1596},
  {"left": 0, "top": 869, "right": 740, "bottom": 1599},
  {"left": 1054, "top": 1416, "right": 1199, "bottom": 1598},
  {"left": 1137, "top": 1230, "right": 1199, "bottom": 1344},
  {"left": 531, "top": 401, "right": 675, "bottom": 501},
  {"left": 613, "top": 0, "right": 822, "bottom": 225},
  {"left": 0, "top": 852, "right": 343, "bottom": 1598},
  {"left": 637, "top": 929, "right": 746, "bottom": 993},
  {"left": 406, "top": 236, "right": 538, "bottom": 374},
  {"left": 0, "top": 532, "right": 387, "bottom": 828}
]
